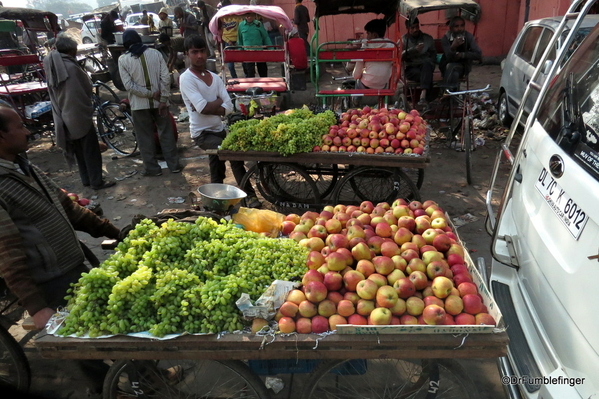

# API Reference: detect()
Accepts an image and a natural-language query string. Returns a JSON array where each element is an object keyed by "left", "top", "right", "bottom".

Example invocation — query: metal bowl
[{"left": 197, "top": 184, "right": 247, "bottom": 213}]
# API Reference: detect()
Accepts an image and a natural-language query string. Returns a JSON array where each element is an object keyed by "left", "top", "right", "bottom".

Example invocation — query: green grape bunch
[
  {"left": 58, "top": 217, "right": 309, "bottom": 337},
  {"left": 221, "top": 107, "right": 337, "bottom": 155}
]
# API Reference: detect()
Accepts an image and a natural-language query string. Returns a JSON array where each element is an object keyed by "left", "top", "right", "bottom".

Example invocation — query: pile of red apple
[
  {"left": 312, "top": 106, "right": 427, "bottom": 155},
  {"left": 275, "top": 200, "right": 496, "bottom": 334},
  {"left": 61, "top": 189, "right": 91, "bottom": 207}
]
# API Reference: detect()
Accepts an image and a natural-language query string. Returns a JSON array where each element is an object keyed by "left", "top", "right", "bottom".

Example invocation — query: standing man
[
  {"left": 237, "top": 13, "right": 271, "bottom": 78},
  {"left": 218, "top": 0, "right": 242, "bottom": 79},
  {"left": 293, "top": 0, "right": 310, "bottom": 55},
  {"left": 0, "top": 104, "right": 121, "bottom": 395},
  {"left": 179, "top": 35, "right": 261, "bottom": 208},
  {"left": 119, "top": 29, "right": 182, "bottom": 176},
  {"left": 43, "top": 34, "right": 115, "bottom": 190},
  {"left": 100, "top": 10, "right": 119, "bottom": 46},
  {"left": 402, "top": 18, "right": 436, "bottom": 106},
  {"left": 440, "top": 16, "right": 482, "bottom": 90},
  {"left": 174, "top": 6, "right": 201, "bottom": 39},
  {"left": 197, "top": 1, "right": 217, "bottom": 58}
]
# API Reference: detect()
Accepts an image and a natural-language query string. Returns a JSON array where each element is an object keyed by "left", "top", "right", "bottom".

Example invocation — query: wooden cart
[
  {"left": 35, "top": 329, "right": 508, "bottom": 399},
  {"left": 216, "top": 149, "right": 429, "bottom": 210}
]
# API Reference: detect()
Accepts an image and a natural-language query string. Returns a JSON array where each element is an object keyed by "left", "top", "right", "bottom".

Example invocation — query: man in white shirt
[
  {"left": 352, "top": 19, "right": 394, "bottom": 90},
  {"left": 179, "top": 35, "right": 260, "bottom": 208},
  {"left": 119, "top": 29, "right": 181, "bottom": 176}
]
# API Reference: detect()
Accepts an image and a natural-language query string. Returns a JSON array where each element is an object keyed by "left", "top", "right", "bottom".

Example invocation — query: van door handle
[{"left": 514, "top": 165, "right": 523, "bottom": 183}]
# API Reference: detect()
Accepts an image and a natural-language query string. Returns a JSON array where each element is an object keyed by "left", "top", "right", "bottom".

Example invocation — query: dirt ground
[{"left": 17, "top": 64, "right": 512, "bottom": 398}]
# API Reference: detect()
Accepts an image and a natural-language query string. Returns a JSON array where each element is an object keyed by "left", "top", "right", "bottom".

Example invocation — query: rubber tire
[
  {"left": 0, "top": 326, "right": 31, "bottom": 392},
  {"left": 464, "top": 117, "right": 473, "bottom": 185},
  {"left": 258, "top": 163, "right": 321, "bottom": 207},
  {"left": 332, "top": 166, "right": 420, "bottom": 205},
  {"left": 82, "top": 37, "right": 93, "bottom": 44},
  {"left": 96, "top": 104, "right": 138, "bottom": 157},
  {"left": 497, "top": 91, "right": 513, "bottom": 127},
  {"left": 102, "top": 359, "right": 271, "bottom": 399},
  {"left": 301, "top": 358, "right": 479, "bottom": 399},
  {"left": 93, "top": 81, "right": 120, "bottom": 104}
]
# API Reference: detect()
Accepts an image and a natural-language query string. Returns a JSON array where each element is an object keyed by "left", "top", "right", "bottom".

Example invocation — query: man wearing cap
[
  {"left": 119, "top": 29, "right": 182, "bottom": 176},
  {"left": 158, "top": 7, "right": 174, "bottom": 36}
]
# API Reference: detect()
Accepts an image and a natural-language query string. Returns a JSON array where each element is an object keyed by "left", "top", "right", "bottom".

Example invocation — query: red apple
[
  {"left": 422, "top": 304, "right": 446, "bottom": 325},
  {"left": 305, "top": 281, "right": 328, "bottom": 303}
]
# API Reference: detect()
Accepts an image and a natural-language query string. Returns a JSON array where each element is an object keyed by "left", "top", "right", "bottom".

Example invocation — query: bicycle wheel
[
  {"left": 96, "top": 103, "right": 138, "bottom": 156},
  {"left": 102, "top": 359, "right": 270, "bottom": 399},
  {"left": 82, "top": 55, "right": 105, "bottom": 75},
  {"left": 93, "top": 81, "right": 120, "bottom": 104},
  {"left": 463, "top": 116, "right": 473, "bottom": 185},
  {"left": 301, "top": 358, "right": 478, "bottom": 399},
  {"left": 333, "top": 166, "right": 420, "bottom": 205},
  {"left": 0, "top": 326, "right": 31, "bottom": 392}
]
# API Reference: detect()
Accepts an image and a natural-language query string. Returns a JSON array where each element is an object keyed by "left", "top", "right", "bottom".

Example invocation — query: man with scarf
[
  {"left": 43, "top": 33, "right": 115, "bottom": 190},
  {"left": 119, "top": 29, "right": 182, "bottom": 176},
  {"left": 440, "top": 16, "right": 482, "bottom": 90}
]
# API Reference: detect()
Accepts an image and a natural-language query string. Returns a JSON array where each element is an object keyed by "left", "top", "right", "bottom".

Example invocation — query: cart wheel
[
  {"left": 401, "top": 167, "right": 425, "bottom": 190},
  {"left": 302, "top": 163, "right": 339, "bottom": 200},
  {"left": 258, "top": 163, "right": 321, "bottom": 208},
  {"left": 301, "top": 358, "right": 479, "bottom": 399},
  {"left": 103, "top": 359, "right": 270, "bottom": 399},
  {"left": 332, "top": 166, "right": 420, "bottom": 205},
  {"left": 239, "top": 163, "right": 272, "bottom": 207},
  {"left": 0, "top": 326, "right": 31, "bottom": 392},
  {"left": 93, "top": 81, "right": 120, "bottom": 104}
]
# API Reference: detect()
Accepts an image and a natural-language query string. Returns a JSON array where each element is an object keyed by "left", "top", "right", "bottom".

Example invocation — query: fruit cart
[
  {"left": 216, "top": 148, "right": 428, "bottom": 210},
  {"left": 34, "top": 330, "right": 507, "bottom": 398}
]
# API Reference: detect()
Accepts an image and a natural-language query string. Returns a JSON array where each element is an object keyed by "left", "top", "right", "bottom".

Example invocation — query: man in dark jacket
[
  {"left": 440, "top": 16, "right": 482, "bottom": 89},
  {"left": 0, "top": 104, "right": 121, "bottom": 330},
  {"left": 402, "top": 18, "right": 436, "bottom": 105},
  {"left": 293, "top": 0, "right": 310, "bottom": 54}
]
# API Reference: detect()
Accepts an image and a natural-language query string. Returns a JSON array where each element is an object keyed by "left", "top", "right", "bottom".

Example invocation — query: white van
[{"left": 486, "top": 0, "right": 599, "bottom": 398}]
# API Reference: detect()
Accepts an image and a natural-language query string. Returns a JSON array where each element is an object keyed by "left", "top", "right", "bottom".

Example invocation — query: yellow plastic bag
[{"left": 232, "top": 207, "right": 285, "bottom": 237}]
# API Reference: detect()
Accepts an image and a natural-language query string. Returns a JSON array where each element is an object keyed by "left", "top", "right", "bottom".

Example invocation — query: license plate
[{"left": 535, "top": 168, "right": 588, "bottom": 239}]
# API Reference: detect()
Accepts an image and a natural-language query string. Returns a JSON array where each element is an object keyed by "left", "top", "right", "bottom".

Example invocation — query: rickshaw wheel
[{"left": 103, "top": 359, "right": 270, "bottom": 399}]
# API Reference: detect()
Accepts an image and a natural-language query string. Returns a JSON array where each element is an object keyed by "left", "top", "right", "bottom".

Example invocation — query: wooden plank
[
  {"left": 35, "top": 331, "right": 508, "bottom": 360},
  {"left": 216, "top": 150, "right": 429, "bottom": 168}
]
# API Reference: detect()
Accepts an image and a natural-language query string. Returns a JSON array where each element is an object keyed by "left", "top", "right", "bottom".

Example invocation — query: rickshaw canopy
[
  {"left": 313, "top": 0, "right": 400, "bottom": 26},
  {"left": 399, "top": 0, "right": 481, "bottom": 23},
  {"left": 209, "top": 5, "right": 293, "bottom": 42},
  {"left": 0, "top": 7, "right": 59, "bottom": 32}
]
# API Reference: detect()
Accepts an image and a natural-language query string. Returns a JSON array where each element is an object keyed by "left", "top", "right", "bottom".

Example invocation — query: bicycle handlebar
[{"left": 446, "top": 84, "right": 491, "bottom": 96}]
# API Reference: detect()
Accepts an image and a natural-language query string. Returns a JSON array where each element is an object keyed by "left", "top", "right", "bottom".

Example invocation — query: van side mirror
[{"left": 542, "top": 60, "right": 553, "bottom": 74}]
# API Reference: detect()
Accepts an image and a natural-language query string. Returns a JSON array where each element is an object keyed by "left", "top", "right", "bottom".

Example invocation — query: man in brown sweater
[{"left": 0, "top": 105, "right": 121, "bottom": 330}]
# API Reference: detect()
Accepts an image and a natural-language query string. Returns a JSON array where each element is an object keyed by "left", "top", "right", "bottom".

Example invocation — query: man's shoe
[
  {"left": 91, "top": 181, "right": 116, "bottom": 190},
  {"left": 246, "top": 196, "right": 262, "bottom": 209},
  {"left": 171, "top": 165, "right": 184, "bottom": 173},
  {"left": 142, "top": 170, "right": 163, "bottom": 177}
]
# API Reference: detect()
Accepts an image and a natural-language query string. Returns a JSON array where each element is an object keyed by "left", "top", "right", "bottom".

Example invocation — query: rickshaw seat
[
  {"left": 0, "top": 54, "right": 41, "bottom": 67},
  {"left": 0, "top": 81, "right": 47, "bottom": 95},
  {"left": 226, "top": 78, "right": 288, "bottom": 93},
  {"left": 318, "top": 47, "right": 396, "bottom": 62},
  {"left": 222, "top": 48, "right": 286, "bottom": 63}
]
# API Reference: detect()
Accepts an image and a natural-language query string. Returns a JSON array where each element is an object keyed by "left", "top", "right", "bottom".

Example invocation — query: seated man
[
  {"left": 440, "top": 16, "right": 482, "bottom": 90},
  {"left": 402, "top": 18, "right": 436, "bottom": 105},
  {"left": 352, "top": 19, "right": 394, "bottom": 90},
  {"left": 288, "top": 28, "right": 308, "bottom": 71}
]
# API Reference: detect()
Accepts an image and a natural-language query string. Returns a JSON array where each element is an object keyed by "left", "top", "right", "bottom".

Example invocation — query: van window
[
  {"left": 532, "top": 28, "right": 555, "bottom": 65},
  {"left": 537, "top": 25, "right": 599, "bottom": 180},
  {"left": 516, "top": 26, "right": 543, "bottom": 64}
]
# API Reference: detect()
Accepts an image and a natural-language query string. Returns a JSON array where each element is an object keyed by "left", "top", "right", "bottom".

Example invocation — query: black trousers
[
  {"left": 194, "top": 130, "right": 256, "bottom": 196},
  {"left": 405, "top": 61, "right": 435, "bottom": 97},
  {"left": 242, "top": 62, "right": 268, "bottom": 78},
  {"left": 71, "top": 125, "right": 104, "bottom": 187}
]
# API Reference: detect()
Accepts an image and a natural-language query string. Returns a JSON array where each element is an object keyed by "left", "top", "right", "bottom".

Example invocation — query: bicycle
[
  {"left": 444, "top": 84, "right": 490, "bottom": 185},
  {"left": 92, "top": 81, "right": 138, "bottom": 157}
]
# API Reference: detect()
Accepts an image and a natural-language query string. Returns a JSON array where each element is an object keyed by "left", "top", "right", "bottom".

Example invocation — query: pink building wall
[{"left": 221, "top": 0, "right": 575, "bottom": 59}]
